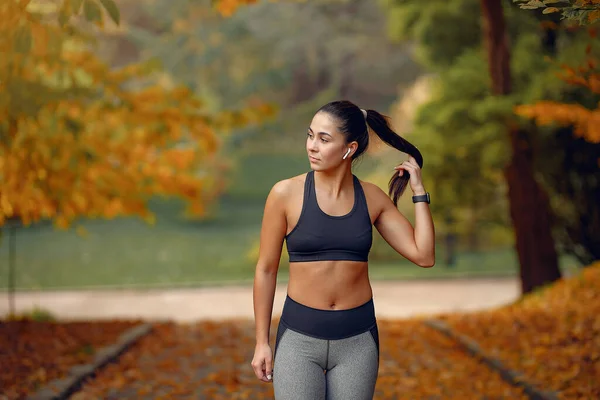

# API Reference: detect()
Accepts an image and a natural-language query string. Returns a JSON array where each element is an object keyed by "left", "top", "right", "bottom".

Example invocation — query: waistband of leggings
[{"left": 280, "top": 295, "right": 376, "bottom": 340}]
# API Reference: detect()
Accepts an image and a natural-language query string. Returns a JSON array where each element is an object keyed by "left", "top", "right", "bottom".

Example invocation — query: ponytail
[
  {"left": 315, "top": 100, "right": 424, "bottom": 206},
  {"left": 365, "top": 110, "right": 423, "bottom": 206}
]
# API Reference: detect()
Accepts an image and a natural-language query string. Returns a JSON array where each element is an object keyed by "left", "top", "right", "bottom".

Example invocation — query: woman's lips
[{"left": 309, "top": 156, "right": 319, "bottom": 162}]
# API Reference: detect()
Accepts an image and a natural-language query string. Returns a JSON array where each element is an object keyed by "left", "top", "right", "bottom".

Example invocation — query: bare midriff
[{"left": 286, "top": 260, "right": 373, "bottom": 310}]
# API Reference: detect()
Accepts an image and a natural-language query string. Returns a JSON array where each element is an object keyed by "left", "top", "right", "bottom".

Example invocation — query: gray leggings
[{"left": 272, "top": 296, "right": 379, "bottom": 400}]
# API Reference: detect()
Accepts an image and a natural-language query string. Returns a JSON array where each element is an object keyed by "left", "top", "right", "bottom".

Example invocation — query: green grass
[
  {"left": 369, "top": 249, "right": 520, "bottom": 280},
  {"left": 0, "top": 197, "right": 265, "bottom": 290},
  {"left": 0, "top": 151, "right": 582, "bottom": 291},
  {"left": 226, "top": 152, "right": 310, "bottom": 200}
]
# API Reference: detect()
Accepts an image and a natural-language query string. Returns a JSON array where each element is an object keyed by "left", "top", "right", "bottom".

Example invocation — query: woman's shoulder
[
  {"left": 268, "top": 172, "right": 308, "bottom": 200},
  {"left": 356, "top": 177, "right": 385, "bottom": 196},
  {"left": 356, "top": 178, "right": 392, "bottom": 207}
]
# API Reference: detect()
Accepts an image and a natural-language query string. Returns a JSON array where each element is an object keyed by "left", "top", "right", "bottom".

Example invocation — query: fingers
[
  {"left": 405, "top": 157, "right": 420, "bottom": 168},
  {"left": 265, "top": 362, "right": 273, "bottom": 382},
  {"left": 251, "top": 358, "right": 273, "bottom": 382},
  {"left": 394, "top": 162, "right": 414, "bottom": 177},
  {"left": 251, "top": 358, "right": 265, "bottom": 380},
  {"left": 396, "top": 156, "right": 420, "bottom": 168},
  {"left": 251, "top": 362, "right": 261, "bottom": 380}
]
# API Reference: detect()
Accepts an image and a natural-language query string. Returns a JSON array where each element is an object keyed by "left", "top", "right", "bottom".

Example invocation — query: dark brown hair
[{"left": 317, "top": 100, "right": 423, "bottom": 206}]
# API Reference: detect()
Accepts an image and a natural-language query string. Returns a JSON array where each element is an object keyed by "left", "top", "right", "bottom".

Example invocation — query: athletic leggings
[{"left": 273, "top": 295, "right": 379, "bottom": 400}]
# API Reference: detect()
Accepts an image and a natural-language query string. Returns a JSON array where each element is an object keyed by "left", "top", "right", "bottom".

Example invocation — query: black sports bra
[{"left": 285, "top": 170, "right": 373, "bottom": 262}]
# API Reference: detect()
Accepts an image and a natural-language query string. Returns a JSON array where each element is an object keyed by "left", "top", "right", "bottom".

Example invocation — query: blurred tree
[
  {"left": 380, "top": 0, "right": 599, "bottom": 293},
  {"left": 515, "top": 30, "right": 599, "bottom": 144},
  {"left": 103, "top": 0, "right": 287, "bottom": 108},
  {"left": 112, "top": 0, "right": 420, "bottom": 156},
  {"left": 514, "top": 30, "right": 600, "bottom": 265},
  {"left": 480, "top": 0, "right": 561, "bottom": 294},
  {"left": 1, "top": 0, "right": 270, "bottom": 229},
  {"left": 510, "top": 2, "right": 600, "bottom": 267},
  {"left": 0, "top": 0, "right": 272, "bottom": 315},
  {"left": 371, "top": 0, "right": 523, "bottom": 265}
]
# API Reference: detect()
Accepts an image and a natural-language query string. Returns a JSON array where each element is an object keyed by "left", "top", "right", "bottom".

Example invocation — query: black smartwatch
[{"left": 412, "top": 192, "right": 430, "bottom": 204}]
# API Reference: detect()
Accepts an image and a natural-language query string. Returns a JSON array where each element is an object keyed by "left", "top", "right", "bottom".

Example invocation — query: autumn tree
[
  {"left": 512, "top": 4, "right": 600, "bottom": 264},
  {"left": 477, "top": 0, "right": 561, "bottom": 294},
  {"left": 513, "top": 0, "right": 599, "bottom": 145},
  {"left": 1, "top": 0, "right": 273, "bottom": 228},
  {"left": 0, "top": 0, "right": 272, "bottom": 315},
  {"left": 378, "top": 0, "right": 600, "bottom": 293}
]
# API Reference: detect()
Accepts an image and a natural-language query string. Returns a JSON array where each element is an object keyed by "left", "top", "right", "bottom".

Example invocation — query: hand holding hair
[{"left": 394, "top": 155, "right": 426, "bottom": 195}]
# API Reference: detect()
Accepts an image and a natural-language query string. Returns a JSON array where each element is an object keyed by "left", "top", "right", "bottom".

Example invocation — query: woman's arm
[
  {"left": 253, "top": 180, "right": 288, "bottom": 345},
  {"left": 369, "top": 182, "right": 435, "bottom": 268}
]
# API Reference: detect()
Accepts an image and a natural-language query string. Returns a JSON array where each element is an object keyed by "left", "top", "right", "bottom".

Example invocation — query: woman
[{"left": 251, "top": 100, "right": 435, "bottom": 399}]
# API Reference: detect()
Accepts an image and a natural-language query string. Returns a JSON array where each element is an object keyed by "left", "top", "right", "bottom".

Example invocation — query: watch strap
[{"left": 412, "top": 192, "right": 430, "bottom": 204}]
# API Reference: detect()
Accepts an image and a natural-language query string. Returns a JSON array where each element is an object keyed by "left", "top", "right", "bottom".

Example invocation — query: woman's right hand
[{"left": 251, "top": 343, "right": 273, "bottom": 382}]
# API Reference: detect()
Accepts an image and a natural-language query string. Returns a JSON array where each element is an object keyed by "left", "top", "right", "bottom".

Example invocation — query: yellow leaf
[{"left": 542, "top": 7, "right": 560, "bottom": 14}]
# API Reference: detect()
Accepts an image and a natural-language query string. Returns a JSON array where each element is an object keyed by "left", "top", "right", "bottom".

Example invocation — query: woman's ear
[{"left": 349, "top": 141, "right": 359, "bottom": 156}]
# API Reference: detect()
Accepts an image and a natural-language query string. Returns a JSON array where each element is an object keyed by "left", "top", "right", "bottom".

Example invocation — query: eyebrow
[{"left": 308, "top": 127, "right": 332, "bottom": 137}]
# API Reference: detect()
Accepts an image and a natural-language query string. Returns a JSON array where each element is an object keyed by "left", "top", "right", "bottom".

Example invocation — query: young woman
[{"left": 250, "top": 100, "right": 435, "bottom": 399}]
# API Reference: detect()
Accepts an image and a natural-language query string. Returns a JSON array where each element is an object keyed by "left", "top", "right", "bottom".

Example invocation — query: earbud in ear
[{"left": 342, "top": 148, "right": 352, "bottom": 160}]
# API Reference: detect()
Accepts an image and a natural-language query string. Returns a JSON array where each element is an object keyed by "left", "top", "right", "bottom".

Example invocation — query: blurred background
[{"left": 1, "top": 0, "right": 598, "bottom": 296}]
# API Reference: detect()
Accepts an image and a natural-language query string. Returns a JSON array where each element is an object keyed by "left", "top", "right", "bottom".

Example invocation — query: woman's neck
[{"left": 313, "top": 165, "right": 354, "bottom": 198}]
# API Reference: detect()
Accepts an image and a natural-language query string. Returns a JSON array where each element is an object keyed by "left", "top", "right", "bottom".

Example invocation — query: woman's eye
[{"left": 306, "top": 132, "right": 327, "bottom": 143}]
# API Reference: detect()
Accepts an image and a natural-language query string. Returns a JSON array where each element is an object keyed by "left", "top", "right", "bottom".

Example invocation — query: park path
[
  {"left": 72, "top": 318, "right": 527, "bottom": 399},
  {"left": 10, "top": 278, "right": 529, "bottom": 399},
  {"left": 0, "top": 277, "right": 519, "bottom": 322}
]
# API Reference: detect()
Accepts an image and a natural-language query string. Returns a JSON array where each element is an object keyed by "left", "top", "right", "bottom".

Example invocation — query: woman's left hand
[{"left": 393, "top": 156, "right": 425, "bottom": 194}]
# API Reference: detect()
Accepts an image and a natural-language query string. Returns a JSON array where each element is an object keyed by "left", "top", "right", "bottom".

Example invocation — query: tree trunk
[
  {"left": 480, "top": 0, "right": 561, "bottom": 294},
  {"left": 4, "top": 224, "right": 17, "bottom": 318}
]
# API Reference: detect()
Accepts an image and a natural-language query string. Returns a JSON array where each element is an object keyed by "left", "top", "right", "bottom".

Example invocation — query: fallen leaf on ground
[
  {"left": 75, "top": 318, "right": 525, "bottom": 399},
  {"left": 439, "top": 261, "right": 600, "bottom": 400},
  {"left": 0, "top": 319, "right": 141, "bottom": 400}
]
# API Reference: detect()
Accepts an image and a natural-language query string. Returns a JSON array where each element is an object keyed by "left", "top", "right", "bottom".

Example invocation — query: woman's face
[{"left": 306, "top": 112, "right": 354, "bottom": 171}]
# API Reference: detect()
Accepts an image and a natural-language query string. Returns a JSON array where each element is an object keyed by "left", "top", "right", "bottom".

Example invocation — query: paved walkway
[{"left": 0, "top": 278, "right": 520, "bottom": 321}]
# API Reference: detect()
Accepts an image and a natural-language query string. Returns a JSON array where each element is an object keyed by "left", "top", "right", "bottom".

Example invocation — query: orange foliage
[
  {"left": 0, "top": 318, "right": 140, "bottom": 400},
  {"left": 515, "top": 101, "right": 600, "bottom": 143},
  {"left": 515, "top": 30, "right": 600, "bottom": 144},
  {"left": 0, "top": 0, "right": 275, "bottom": 229},
  {"left": 441, "top": 261, "right": 600, "bottom": 399},
  {"left": 213, "top": 0, "right": 261, "bottom": 17}
]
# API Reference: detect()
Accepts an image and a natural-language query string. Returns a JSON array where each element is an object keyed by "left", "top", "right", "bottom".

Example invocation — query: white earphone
[{"left": 342, "top": 148, "right": 352, "bottom": 160}]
